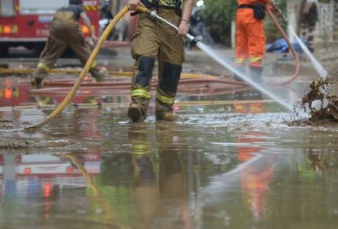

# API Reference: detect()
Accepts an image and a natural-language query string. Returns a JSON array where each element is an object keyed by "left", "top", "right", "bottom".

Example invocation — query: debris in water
[{"left": 293, "top": 76, "right": 338, "bottom": 125}]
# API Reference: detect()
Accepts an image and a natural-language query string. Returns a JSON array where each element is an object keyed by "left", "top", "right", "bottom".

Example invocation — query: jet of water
[
  {"left": 195, "top": 42, "right": 293, "bottom": 111},
  {"left": 289, "top": 25, "right": 327, "bottom": 78}
]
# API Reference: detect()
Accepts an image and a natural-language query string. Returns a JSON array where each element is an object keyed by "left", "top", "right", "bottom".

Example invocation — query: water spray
[
  {"left": 269, "top": 1, "right": 327, "bottom": 78},
  {"left": 289, "top": 26, "right": 327, "bottom": 78},
  {"left": 145, "top": 9, "right": 293, "bottom": 111}
]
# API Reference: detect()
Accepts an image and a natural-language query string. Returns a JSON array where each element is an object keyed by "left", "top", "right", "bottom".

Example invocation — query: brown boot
[
  {"left": 128, "top": 103, "right": 145, "bottom": 122},
  {"left": 94, "top": 67, "right": 107, "bottom": 82},
  {"left": 156, "top": 112, "right": 177, "bottom": 121},
  {"left": 30, "top": 77, "right": 43, "bottom": 89}
]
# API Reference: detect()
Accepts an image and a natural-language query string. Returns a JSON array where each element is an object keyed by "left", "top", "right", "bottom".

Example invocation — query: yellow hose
[{"left": 24, "top": 5, "right": 132, "bottom": 130}]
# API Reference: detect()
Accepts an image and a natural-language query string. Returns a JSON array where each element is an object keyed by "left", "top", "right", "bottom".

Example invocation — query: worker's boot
[
  {"left": 249, "top": 66, "right": 263, "bottom": 83},
  {"left": 30, "top": 77, "right": 44, "bottom": 89},
  {"left": 128, "top": 103, "right": 146, "bottom": 122},
  {"left": 233, "top": 66, "right": 246, "bottom": 82},
  {"left": 155, "top": 111, "right": 177, "bottom": 122},
  {"left": 35, "top": 96, "right": 52, "bottom": 106},
  {"left": 90, "top": 67, "right": 108, "bottom": 82},
  {"left": 31, "top": 68, "right": 48, "bottom": 89},
  {"left": 92, "top": 67, "right": 107, "bottom": 82}
]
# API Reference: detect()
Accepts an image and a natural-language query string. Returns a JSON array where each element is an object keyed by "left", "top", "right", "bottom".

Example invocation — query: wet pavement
[{"left": 1, "top": 48, "right": 338, "bottom": 228}]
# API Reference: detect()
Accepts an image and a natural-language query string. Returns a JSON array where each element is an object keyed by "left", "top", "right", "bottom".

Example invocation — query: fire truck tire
[{"left": 0, "top": 44, "right": 9, "bottom": 58}]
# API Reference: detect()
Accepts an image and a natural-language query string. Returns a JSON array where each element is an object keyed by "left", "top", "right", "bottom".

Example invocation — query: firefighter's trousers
[
  {"left": 130, "top": 8, "right": 185, "bottom": 116},
  {"left": 235, "top": 8, "right": 266, "bottom": 68},
  {"left": 34, "top": 20, "right": 100, "bottom": 80}
]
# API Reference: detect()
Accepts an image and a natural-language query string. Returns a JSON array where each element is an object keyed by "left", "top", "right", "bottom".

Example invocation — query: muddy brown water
[{"left": 1, "top": 71, "right": 338, "bottom": 228}]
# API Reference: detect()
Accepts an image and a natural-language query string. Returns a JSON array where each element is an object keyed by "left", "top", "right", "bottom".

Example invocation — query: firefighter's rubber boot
[
  {"left": 35, "top": 96, "right": 52, "bottom": 106},
  {"left": 94, "top": 67, "right": 107, "bottom": 82},
  {"left": 83, "top": 96, "right": 98, "bottom": 104},
  {"left": 128, "top": 103, "right": 145, "bottom": 122},
  {"left": 233, "top": 66, "right": 246, "bottom": 82},
  {"left": 156, "top": 112, "right": 177, "bottom": 121},
  {"left": 30, "top": 77, "right": 43, "bottom": 89},
  {"left": 249, "top": 66, "right": 263, "bottom": 83}
]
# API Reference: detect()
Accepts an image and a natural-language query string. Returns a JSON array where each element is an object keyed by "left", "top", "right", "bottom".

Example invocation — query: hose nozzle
[{"left": 141, "top": 8, "right": 199, "bottom": 44}]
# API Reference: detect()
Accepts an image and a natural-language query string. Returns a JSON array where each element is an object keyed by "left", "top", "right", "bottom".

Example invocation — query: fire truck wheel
[{"left": 0, "top": 44, "right": 9, "bottom": 58}]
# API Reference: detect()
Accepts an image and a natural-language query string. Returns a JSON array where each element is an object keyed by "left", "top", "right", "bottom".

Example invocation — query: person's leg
[
  {"left": 234, "top": 11, "right": 249, "bottom": 81},
  {"left": 67, "top": 24, "right": 106, "bottom": 82},
  {"left": 128, "top": 14, "right": 159, "bottom": 122},
  {"left": 31, "top": 27, "right": 67, "bottom": 87},
  {"left": 155, "top": 9, "right": 184, "bottom": 121},
  {"left": 247, "top": 19, "right": 266, "bottom": 83}
]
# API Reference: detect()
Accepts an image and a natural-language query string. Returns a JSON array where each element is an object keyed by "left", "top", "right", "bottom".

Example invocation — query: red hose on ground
[{"left": 266, "top": 6, "right": 300, "bottom": 86}]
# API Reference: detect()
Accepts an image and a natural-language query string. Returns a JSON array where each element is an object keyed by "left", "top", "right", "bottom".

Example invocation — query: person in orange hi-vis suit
[{"left": 234, "top": 0, "right": 272, "bottom": 83}]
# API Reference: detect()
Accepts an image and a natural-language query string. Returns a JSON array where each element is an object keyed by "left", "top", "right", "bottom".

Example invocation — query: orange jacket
[{"left": 238, "top": 0, "right": 270, "bottom": 5}]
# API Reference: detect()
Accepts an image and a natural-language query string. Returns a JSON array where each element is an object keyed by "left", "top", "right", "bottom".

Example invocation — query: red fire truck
[{"left": 0, "top": 0, "right": 101, "bottom": 57}]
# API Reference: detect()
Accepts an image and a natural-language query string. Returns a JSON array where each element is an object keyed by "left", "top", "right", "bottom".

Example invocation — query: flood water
[{"left": 1, "top": 72, "right": 338, "bottom": 229}]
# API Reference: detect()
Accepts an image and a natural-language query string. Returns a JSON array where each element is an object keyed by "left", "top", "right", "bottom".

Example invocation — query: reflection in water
[
  {"left": 200, "top": 128, "right": 275, "bottom": 228},
  {"left": 233, "top": 89, "right": 273, "bottom": 222},
  {"left": 0, "top": 152, "right": 103, "bottom": 228},
  {"left": 237, "top": 133, "right": 273, "bottom": 222},
  {"left": 61, "top": 153, "right": 100, "bottom": 196},
  {"left": 233, "top": 89, "right": 264, "bottom": 114},
  {"left": 3, "top": 104, "right": 338, "bottom": 228},
  {"left": 129, "top": 126, "right": 193, "bottom": 229},
  {"left": 305, "top": 131, "right": 338, "bottom": 175},
  {"left": 308, "top": 152, "right": 328, "bottom": 174}
]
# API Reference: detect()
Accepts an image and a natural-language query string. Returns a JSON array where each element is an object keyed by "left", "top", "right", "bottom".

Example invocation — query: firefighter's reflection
[
  {"left": 233, "top": 89, "right": 264, "bottom": 114},
  {"left": 236, "top": 130, "right": 274, "bottom": 221},
  {"left": 239, "top": 155, "right": 274, "bottom": 221},
  {"left": 129, "top": 126, "right": 193, "bottom": 229}
]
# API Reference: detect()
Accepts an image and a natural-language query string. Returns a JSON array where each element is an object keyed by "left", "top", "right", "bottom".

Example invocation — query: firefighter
[
  {"left": 31, "top": 0, "right": 106, "bottom": 88},
  {"left": 234, "top": 0, "right": 276, "bottom": 83},
  {"left": 127, "top": 0, "right": 194, "bottom": 122}
]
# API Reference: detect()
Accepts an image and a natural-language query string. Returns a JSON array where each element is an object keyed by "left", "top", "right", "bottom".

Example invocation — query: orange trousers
[{"left": 235, "top": 7, "right": 266, "bottom": 68}]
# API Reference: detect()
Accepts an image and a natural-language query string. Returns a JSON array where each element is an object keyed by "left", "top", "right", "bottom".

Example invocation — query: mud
[{"left": 292, "top": 75, "right": 338, "bottom": 126}]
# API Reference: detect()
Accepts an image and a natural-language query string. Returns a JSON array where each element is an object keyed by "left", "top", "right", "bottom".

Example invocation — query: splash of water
[
  {"left": 288, "top": 25, "right": 327, "bottom": 78},
  {"left": 195, "top": 42, "right": 293, "bottom": 111}
]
